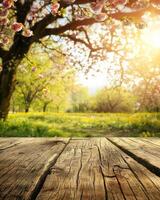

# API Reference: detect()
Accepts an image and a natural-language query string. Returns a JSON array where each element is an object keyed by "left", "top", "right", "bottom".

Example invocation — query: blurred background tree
[{"left": 92, "top": 87, "right": 136, "bottom": 113}]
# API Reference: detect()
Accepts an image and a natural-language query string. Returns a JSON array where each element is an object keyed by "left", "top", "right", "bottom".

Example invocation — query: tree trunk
[
  {"left": 56, "top": 105, "right": 60, "bottom": 113},
  {"left": 25, "top": 106, "right": 30, "bottom": 113},
  {"left": 0, "top": 64, "right": 17, "bottom": 120},
  {"left": 0, "top": 35, "right": 32, "bottom": 120},
  {"left": 25, "top": 100, "right": 31, "bottom": 113},
  {"left": 43, "top": 103, "right": 48, "bottom": 112}
]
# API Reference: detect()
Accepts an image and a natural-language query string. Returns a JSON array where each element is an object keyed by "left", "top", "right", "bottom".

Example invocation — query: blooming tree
[
  {"left": 11, "top": 45, "right": 74, "bottom": 112},
  {"left": 0, "top": 0, "right": 160, "bottom": 119}
]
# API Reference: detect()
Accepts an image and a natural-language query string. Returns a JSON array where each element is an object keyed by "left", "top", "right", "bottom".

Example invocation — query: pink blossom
[
  {"left": 2, "top": 0, "right": 13, "bottom": 8},
  {"left": 90, "top": 1, "right": 104, "bottom": 14},
  {"left": 26, "top": 14, "right": 34, "bottom": 21},
  {"left": 31, "top": 2, "right": 40, "bottom": 12},
  {"left": 2, "top": 36, "right": 9, "bottom": 44},
  {"left": 0, "top": 18, "right": 8, "bottom": 25},
  {"left": 95, "top": 13, "right": 107, "bottom": 21},
  {"left": 51, "top": 3, "right": 60, "bottom": 15},
  {"left": 22, "top": 29, "right": 33, "bottom": 37},
  {"left": 0, "top": 9, "right": 8, "bottom": 17},
  {"left": 11, "top": 22, "right": 23, "bottom": 32},
  {"left": 31, "top": 66, "right": 36, "bottom": 72}
]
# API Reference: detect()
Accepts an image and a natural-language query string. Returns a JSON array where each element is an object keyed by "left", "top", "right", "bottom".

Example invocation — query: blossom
[
  {"left": 11, "top": 22, "right": 23, "bottom": 32},
  {"left": 90, "top": 1, "right": 104, "bottom": 14},
  {"left": 51, "top": 3, "right": 60, "bottom": 15},
  {"left": 2, "top": 36, "right": 9, "bottom": 44},
  {"left": 95, "top": 13, "right": 107, "bottom": 21},
  {"left": 2, "top": 0, "right": 13, "bottom": 9},
  {"left": 31, "top": 66, "right": 36, "bottom": 72},
  {"left": 26, "top": 14, "right": 34, "bottom": 21},
  {"left": 22, "top": 29, "right": 33, "bottom": 37},
  {"left": 0, "top": 18, "right": 8, "bottom": 25},
  {"left": 31, "top": 2, "right": 41, "bottom": 12},
  {"left": 0, "top": 9, "right": 8, "bottom": 17}
]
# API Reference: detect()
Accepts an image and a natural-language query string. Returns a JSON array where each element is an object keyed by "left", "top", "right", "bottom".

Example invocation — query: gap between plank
[
  {"left": 28, "top": 138, "right": 71, "bottom": 200},
  {"left": 0, "top": 142, "right": 22, "bottom": 151},
  {"left": 106, "top": 137, "right": 160, "bottom": 177}
]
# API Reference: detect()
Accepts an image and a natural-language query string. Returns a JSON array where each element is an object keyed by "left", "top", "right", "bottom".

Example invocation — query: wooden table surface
[{"left": 0, "top": 137, "right": 160, "bottom": 200}]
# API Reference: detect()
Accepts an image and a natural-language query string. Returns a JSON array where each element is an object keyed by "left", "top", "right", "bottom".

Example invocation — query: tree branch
[
  {"left": 38, "top": 3, "right": 160, "bottom": 40},
  {"left": 109, "top": 4, "right": 160, "bottom": 21},
  {"left": 39, "top": 41, "right": 66, "bottom": 56},
  {"left": 61, "top": 34, "right": 102, "bottom": 52},
  {"left": 15, "top": 0, "right": 34, "bottom": 23},
  {"left": 32, "top": 14, "right": 60, "bottom": 38},
  {"left": 40, "top": 18, "right": 96, "bottom": 38}
]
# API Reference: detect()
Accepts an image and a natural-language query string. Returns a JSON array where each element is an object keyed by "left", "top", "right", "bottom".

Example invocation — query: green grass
[{"left": 0, "top": 112, "right": 160, "bottom": 137}]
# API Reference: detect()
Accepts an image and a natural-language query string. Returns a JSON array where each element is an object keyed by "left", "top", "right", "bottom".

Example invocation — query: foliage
[
  {"left": 127, "top": 46, "right": 160, "bottom": 112},
  {"left": 34, "top": 70, "right": 75, "bottom": 112},
  {"left": 0, "top": 112, "right": 159, "bottom": 137},
  {"left": 92, "top": 87, "right": 136, "bottom": 112},
  {"left": 11, "top": 47, "right": 75, "bottom": 112}
]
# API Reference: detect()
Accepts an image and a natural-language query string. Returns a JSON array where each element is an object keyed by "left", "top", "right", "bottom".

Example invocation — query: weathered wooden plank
[
  {"left": 0, "top": 138, "right": 26, "bottom": 150},
  {"left": 98, "top": 138, "right": 160, "bottom": 200},
  {"left": 124, "top": 138, "right": 160, "bottom": 159},
  {"left": 141, "top": 138, "right": 160, "bottom": 147},
  {"left": 37, "top": 138, "right": 160, "bottom": 200},
  {"left": 0, "top": 138, "right": 69, "bottom": 200},
  {"left": 109, "top": 137, "right": 160, "bottom": 175},
  {"left": 36, "top": 138, "right": 106, "bottom": 200},
  {"left": 1, "top": 137, "right": 160, "bottom": 200}
]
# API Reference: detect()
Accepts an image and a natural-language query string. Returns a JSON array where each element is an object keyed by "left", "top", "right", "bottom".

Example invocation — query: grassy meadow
[{"left": 0, "top": 112, "right": 159, "bottom": 137}]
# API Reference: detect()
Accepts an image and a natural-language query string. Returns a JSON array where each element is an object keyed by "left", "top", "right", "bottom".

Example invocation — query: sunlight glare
[
  {"left": 142, "top": 27, "right": 160, "bottom": 48},
  {"left": 78, "top": 72, "right": 107, "bottom": 94}
]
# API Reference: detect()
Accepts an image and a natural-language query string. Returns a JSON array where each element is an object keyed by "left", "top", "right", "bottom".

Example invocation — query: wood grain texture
[
  {"left": 36, "top": 138, "right": 106, "bottom": 200},
  {"left": 141, "top": 138, "right": 160, "bottom": 147},
  {"left": 0, "top": 138, "right": 26, "bottom": 150},
  {"left": 37, "top": 138, "right": 160, "bottom": 200},
  {"left": 104, "top": 138, "right": 160, "bottom": 200},
  {"left": 0, "top": 138, "right": 69, "bottom": 200},
  {"left": 0, "top": 137, "right": 160, "bottom": 200},
  {"left": 109, "top": 137, "right": 160, "bottom": 175}
]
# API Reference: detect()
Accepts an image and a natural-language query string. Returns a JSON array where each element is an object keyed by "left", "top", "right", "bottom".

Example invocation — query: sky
[{"left": 77, "top": 71, "right": 108, "bottom": 94}]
